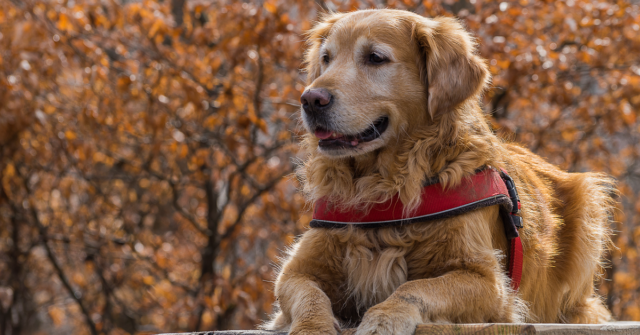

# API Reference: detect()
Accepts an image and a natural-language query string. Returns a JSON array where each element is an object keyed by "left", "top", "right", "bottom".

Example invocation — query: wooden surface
[
  {"left": 161, "top": 322, "right": 640, "bottom": 335},
  {"left": 415, "top": 322, "right": 640, "bottom": 334}
]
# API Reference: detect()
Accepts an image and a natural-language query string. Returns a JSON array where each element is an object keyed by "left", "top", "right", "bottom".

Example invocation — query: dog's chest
[{"left": 341, "top": 243, "right": 410, "bottom": 310}]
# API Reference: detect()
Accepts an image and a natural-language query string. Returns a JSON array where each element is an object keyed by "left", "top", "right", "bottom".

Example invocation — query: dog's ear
[
  {"left": 303, "top": 12, "right": 346, "bottom": 84},
  {"left": 413, "top": 17, "right": 490, "bottom": 118}
]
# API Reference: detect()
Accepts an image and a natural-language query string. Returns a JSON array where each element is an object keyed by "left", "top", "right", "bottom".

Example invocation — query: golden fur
[{"left": 265, "top": 9, "right": 615, "bottom": 335}]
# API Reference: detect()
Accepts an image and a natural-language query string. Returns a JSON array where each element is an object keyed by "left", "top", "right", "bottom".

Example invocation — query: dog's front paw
[
  {"left": 354, "top": 302, "right": 422, "bottom": 335},
  {"left": 289, "top": 318, "right": 341, "bottom": 335}
]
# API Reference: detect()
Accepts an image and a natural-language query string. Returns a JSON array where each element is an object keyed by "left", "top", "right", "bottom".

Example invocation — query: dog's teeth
[{"left": 330, "top": 133, "right": 337, "bottom": 138}]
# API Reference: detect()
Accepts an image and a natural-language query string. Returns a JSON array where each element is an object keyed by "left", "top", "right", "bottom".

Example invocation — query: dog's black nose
[{"left": 301, "top": 88, "right": 333, "bottom": 114}]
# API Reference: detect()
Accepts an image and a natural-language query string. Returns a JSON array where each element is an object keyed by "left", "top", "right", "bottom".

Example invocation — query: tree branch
[
  {"left": 26, "top": 197, "right": 99, "bottom": 335},
  {"left": 218, "top": 170, "right": 290, "bottom": 244},
  {"left": 168, "top": 180, "right": 212, "bottom": 236}
]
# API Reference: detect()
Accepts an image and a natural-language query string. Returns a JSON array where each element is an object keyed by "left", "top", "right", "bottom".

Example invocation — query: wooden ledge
[{"left": 161, "top": 322, "right": 640, "bottom": 335}]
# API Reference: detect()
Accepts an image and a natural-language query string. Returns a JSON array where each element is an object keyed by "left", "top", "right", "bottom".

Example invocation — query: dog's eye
[
  {"left": 369, "top": 52, "right": 387, "bottom": 65},
  {"left": 322, "top": 54, "right": 330, "bottom": 64}
]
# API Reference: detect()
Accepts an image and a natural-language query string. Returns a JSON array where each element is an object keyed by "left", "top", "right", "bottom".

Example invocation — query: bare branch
[
  {"left": 168, "top": 181, "right": 212, "bottom": 236},
  {"left": 24, "top": 193, "right": 99, "bottom": 335},
  {"left": 218, "top": 170, "right": 291, "bottom": 244}
]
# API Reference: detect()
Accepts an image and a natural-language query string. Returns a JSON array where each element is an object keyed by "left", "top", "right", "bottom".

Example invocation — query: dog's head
[{"left": 300, "top": 10, "right": 490, "bottom": 158}]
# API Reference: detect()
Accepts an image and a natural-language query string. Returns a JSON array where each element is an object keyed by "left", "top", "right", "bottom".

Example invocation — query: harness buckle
[{"left": 511, "top": 215, "right": 523, "bottom": 229}]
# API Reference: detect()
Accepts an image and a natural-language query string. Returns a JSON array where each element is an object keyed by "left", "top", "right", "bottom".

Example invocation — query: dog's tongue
[{"left": 314, "top": 129, "right": 333, "bottom": 140}]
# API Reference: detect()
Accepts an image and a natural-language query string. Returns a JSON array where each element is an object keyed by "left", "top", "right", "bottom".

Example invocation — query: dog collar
[{"left": 310, "top": 167, "right": 524, "bottom": 291}]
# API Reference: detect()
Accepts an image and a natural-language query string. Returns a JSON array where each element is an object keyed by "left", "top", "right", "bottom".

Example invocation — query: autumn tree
[{"left": 1, "top": 0, "right": 309, "bottom": 333}]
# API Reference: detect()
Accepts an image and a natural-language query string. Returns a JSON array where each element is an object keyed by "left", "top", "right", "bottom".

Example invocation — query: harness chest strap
[{"left": 310, "top": 167, "right": 524, "bottom": 291}]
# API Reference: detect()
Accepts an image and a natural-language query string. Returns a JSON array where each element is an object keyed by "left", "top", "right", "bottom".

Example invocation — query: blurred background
[{"left": 1, "top": 0, "right": 639, "bottom": 334}]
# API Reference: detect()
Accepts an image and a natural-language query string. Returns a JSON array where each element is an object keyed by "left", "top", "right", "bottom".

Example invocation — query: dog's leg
[
  {"left": 354, "top": 269, "right": 516, "bottom": 335},
  {"left": 272, "top": 272, "right": 341, "bottom": 335},
  {"left": 562, "top": 295, "right": 611, "bottom": 324},
  {"left": 264, "top": 230, "right": 343, "bottom": 335}
]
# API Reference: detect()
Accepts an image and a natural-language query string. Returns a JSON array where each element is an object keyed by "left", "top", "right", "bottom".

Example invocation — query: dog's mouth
[{"left": 314, "top": 116, "right": 389, "bottom": 149}]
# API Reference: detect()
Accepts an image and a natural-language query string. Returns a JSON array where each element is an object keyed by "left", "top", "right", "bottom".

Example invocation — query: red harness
[{"left": 310, "top": 167, "right": 524, "bottom": 291}]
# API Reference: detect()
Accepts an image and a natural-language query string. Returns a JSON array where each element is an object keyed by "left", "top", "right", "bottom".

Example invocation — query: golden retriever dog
[{"left": 265, "top": 9, "right": 615, "bottom": 335}]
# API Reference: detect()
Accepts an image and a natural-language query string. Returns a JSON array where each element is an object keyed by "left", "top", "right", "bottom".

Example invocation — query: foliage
[{"left": 0, "top": 0, "right": 639, "bottom": 334}]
